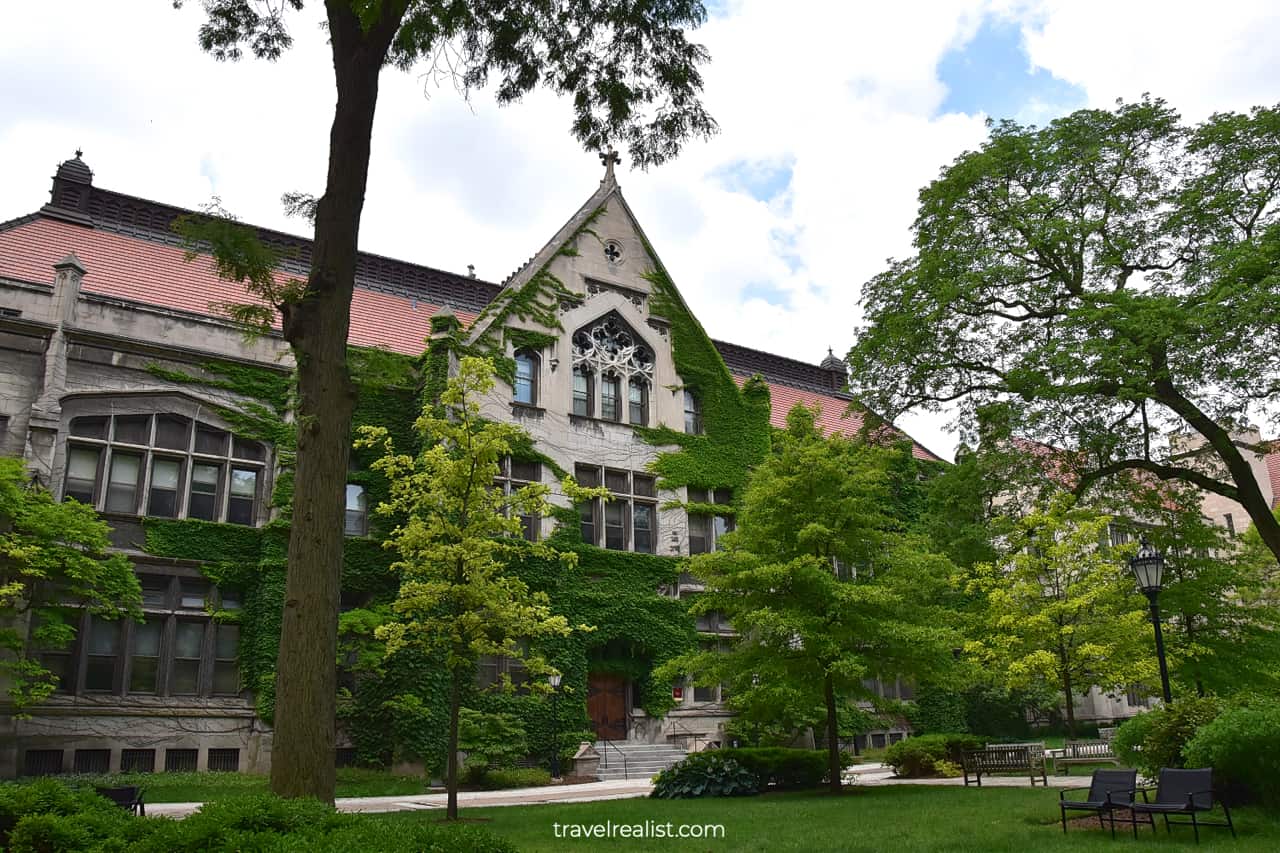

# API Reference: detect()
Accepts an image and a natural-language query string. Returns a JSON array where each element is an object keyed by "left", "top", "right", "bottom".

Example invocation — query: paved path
[
  {"left": 846, "top": 761, "right": 1082, "bottom": 788},
  {"left": 147, "top": 765, "right": 1081, "bottom": 818},
  {"left": 145, "top": 778, "right": 655, "bottom": 818}
]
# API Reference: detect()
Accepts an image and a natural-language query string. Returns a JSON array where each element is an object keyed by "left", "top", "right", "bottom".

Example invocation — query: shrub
[
  {"left": 1112, "top": 696, "right": 1223, "bottom": 778},
  {"left": 131, "top": 795, "right": 352, "bottom": 852},
  {"left": 884, "top": 734, "right": 987, "bottom": 778},
  {"left": 460, "top": 760, "right": 490, "bottom": 787},
  {"left": 1184, "top": 703, "right": 1280, "bottom": 806},
  {"left": 458, "top": 709, "right": 528, "bottom": 770},
  {"left": 479, "top": 768, "right": 552, "bottom": 790},
  {"left": 0, "top": 779, "right": 131, "bottom": 850},
  {"left": 651, "top": 752, "right": 759, "bottom": 799},
  {"left": 275, "top": 820, "right": 519, "bottom": 853},
  {"left": 716, "top": 748, "right": 835, "bottom": 791}
]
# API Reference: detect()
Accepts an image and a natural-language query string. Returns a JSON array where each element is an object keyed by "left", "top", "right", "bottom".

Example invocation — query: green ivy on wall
[
  {"left": 130, "top": 198, "right": 781, "bottom": 773},
  {"left": 633, "top": 237, "right": 774, "bottom": 495}
]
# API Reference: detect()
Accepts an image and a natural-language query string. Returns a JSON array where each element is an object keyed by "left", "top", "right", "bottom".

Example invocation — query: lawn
[{"left": 378, "top": 785, "right": 1278, "bottom": 853}]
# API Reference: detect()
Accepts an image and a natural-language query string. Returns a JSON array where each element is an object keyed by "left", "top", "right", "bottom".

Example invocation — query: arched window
[
  {"left": 513, "top": 350, "right": 539, "bottom": 405},
  {"left": 684, "top": 390, "right": 702, "bottom": 435},
  {"left": 572, "top": 367, "right": 593, "bottom": 417},
  {"left": 63, "top": 413, "right": 266, "bottom": 526},
  {"left": 571, "top": 315, "right": 653, "bottom": 422}
]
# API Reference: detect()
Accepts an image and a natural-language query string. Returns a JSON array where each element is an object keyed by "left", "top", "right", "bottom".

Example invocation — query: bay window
[{"left": 62, "top": 413, "right": 266, "bottom": 526}]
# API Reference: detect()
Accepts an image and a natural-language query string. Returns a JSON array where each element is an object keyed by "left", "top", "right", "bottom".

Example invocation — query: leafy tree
[
  {"left": 917, "top": 447, "right": 997, "bottom": 570},
  {"left": 356, "top": 357, "right": 602, "bottom": 819},
  {"left": 964, "top": 494, "right": 1154, "bottom": 733},
  {"left": 1121, "top": 484, "right": 1280, "bottom": 696},
  {"left": 175, "top": 0, "right": 716, "bottom": 801},
  {"left": 847, "top": 97, "right": 1280, "bottom": 565},
  {"left": 658, "top": 405, "right": 958, "bottom": 792},
  {"left": 0, "top": 457, "right": 140, "bottom": 712}
]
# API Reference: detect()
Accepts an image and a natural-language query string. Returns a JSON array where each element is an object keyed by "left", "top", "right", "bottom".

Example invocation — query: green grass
[
  {"left": 60, "top": 768, "right": 430, "bottom": 803},
  {"left": 376, "top": 786, "right": 1278, "bottom": 852}
]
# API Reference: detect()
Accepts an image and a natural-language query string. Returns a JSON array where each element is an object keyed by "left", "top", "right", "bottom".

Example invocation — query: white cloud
[{"left": 3, "top": 1, "right": 1279, "bottom": 461}]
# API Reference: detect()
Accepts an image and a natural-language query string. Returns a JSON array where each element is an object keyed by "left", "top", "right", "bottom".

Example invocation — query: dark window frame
[
  {"left": 513, "top": 350, "right": 539, "bottom": 406},
  {"left": 63, "top": 413, "right": 266, "bottom": 526},
  {"left": 35, "top": 572, "right": 242, "bottom": 700}
]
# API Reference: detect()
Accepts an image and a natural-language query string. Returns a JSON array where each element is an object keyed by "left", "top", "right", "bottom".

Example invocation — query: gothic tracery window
[{"left": 571, "top": 316, "right": 653, "bottom": 424}]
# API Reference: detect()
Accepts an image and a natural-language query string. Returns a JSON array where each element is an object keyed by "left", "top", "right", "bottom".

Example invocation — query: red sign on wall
[{"left": 672, "top": 686, "right": 684, "bottom": 701}]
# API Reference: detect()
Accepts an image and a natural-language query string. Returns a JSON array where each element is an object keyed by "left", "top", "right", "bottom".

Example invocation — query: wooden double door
[{"left": 586, "top": 672, "right": 628, "bottom": 741}]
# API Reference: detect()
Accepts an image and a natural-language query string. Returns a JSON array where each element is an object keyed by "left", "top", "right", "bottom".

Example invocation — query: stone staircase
[{"left": 594, "top": 741, "right": 687, "bottom": 781}]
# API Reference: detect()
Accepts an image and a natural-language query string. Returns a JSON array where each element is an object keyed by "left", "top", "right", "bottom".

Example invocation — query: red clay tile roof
[
  {"left": 1, "top": 213, "right": 942, "bottom": 463},
  {"left": 733, "top": 372, "right": 940, "bottom": 461},
  {"left": 0, "top": 217, "right": 475, "bottom": 352}
]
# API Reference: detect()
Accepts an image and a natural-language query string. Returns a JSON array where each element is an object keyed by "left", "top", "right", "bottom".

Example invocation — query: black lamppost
[
  {"left": 548, "top": 673, "right": 562, "bottom": 779},
  {"left": 1129, "top": 536, "right": 1173, "bottom": 705}
]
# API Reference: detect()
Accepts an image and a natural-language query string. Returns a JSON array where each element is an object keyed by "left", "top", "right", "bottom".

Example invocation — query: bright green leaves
[
  {"left": 356, "top": 357, "right": 599, "bottom": 684},
  {"left": 0, "top": 457, "right": 142, "bottom": 713},
  {"left": 657, "top": 404, "right": 959, "bottom": 752},
  {"left": 963, "top": 494, "right": 1153, "bottom": 716}
]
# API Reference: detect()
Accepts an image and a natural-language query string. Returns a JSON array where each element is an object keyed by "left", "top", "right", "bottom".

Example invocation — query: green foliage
[
  {"left": 908, "top": 686, "right": 969, "bottom": 735},
  {"left": 715, "top": 748, "right": 836, "bottom": 791},
  {"left": 0, "top": 457, "right": 141, "bottom": 713},
  {"left": 1112, "top": 696, "right": 1225, "bottom": 778},
  {"left": 848, "top": 96, "right": 1280, "bottom": 563},
  {"left": 459, "top": 708, "right": 528, "bottom": 770},
  {"left": 884, "top": 734, "right": 988, "bottom": 778},
  {"left": 132, "top": 795, "right": 349, "bottom": 852},
  {"left": 650, "top": 752, "right": 759, "bottom": 799},
  {"left": 962, "top": 685, "right": 1053, "bottom": 738},
  {"left": 0, "top": 779, "right": 514, "bottom": 852},
  {"left": 659, "top": 405, "right": 960, "bottom": 788},
  {"left": 0, "top": 779, "right": 127, "bottom": 850},
  {"left": 470, "top": 207, "right": 605, "bottom": 385},
  {"left": 358, "top": 357, "right": 605, "bottom": 815},
  {"left": 477, "top": 768, "right": 553, "bottom": 790},
  {"left": 1184, "top": 702, "right": 1280, "bottom": 806},
  {"left": 275, "top": 820, "right": 519, "bottom": 853},
  {"left": 963, "top": 494, "right": 1153, "bottom": 731},
  {"left": 635, "top": 247, "right": 773, "bottom": 493}
]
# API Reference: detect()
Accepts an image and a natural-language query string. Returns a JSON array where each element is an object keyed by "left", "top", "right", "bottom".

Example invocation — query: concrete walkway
[
  {"left": 145, "top": 778, "right": 655, "bottom": 818},
  {"left": 846, "top": 761, "right": 1082, "bottom": 788},
  {"left": 147, "top": 765, "right": 1080, "bottom": 818}
]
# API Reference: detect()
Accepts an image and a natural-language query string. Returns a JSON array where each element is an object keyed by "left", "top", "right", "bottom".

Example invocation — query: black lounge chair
[
  {"left": 95, "top": 785, "right": 145, "bottom": 816},
  {"left": 1129, "top": 768, "right": 1235, "bottom": 843},
  {"left": 1058, "top": 768, "right": 1137, "bottom": 838}
]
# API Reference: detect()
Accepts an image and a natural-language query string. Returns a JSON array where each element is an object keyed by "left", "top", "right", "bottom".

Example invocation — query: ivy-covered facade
[{"left": 0, "top": 152, "right": 940, "bottom": 777}]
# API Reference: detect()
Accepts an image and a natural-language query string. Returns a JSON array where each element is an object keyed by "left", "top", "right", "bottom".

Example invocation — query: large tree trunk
[
  {"left": 1060, "top": 666, "right": 1076, "bottom": 736},
  {"left": 824, "top": 673, "right": 841, "bottom": 794},
  {"left": 1154, "top": 375, "right": 1280, "bottom": 564},
  {"left": 446, "top": 665, "right": 464, "bottom": 820},
  {"left": 269, "top": 2, "right": 400, "bottom": 802}
]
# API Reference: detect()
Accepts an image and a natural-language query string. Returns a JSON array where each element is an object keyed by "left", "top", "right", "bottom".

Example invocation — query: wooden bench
[
  {"left": 962, "top": 743, "right": 1048, "bottom": 787},
  {"left": 1055, "top": 739, "right": 1120, "bottom": 774}
]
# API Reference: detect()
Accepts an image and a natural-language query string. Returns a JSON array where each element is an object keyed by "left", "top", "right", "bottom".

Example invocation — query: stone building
[{"left": 0, "top": 152, "right": 940, "bottom": 778}]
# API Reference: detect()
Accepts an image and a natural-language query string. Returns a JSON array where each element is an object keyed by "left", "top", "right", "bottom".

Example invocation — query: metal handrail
[
  {"left": 599, "top": 739, "right": 629, "bottom": 780},
  {"left": 665, "top": 717, "right": 704, "bottom": 753}
]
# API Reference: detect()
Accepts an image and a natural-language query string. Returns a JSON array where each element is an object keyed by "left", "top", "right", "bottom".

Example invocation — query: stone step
[{"left": 593, "top": 741, "right": 686, "bottom": 780}]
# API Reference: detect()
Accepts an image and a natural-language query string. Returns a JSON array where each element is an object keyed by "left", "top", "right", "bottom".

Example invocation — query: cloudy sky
[{"left": 3, "top": 1, "right": 1279, "bottom": 460}]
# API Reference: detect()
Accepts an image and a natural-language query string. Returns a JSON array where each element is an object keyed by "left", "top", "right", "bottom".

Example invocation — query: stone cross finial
[{"left": 599, "top": 147, "right": 621, "bottom": 182}]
